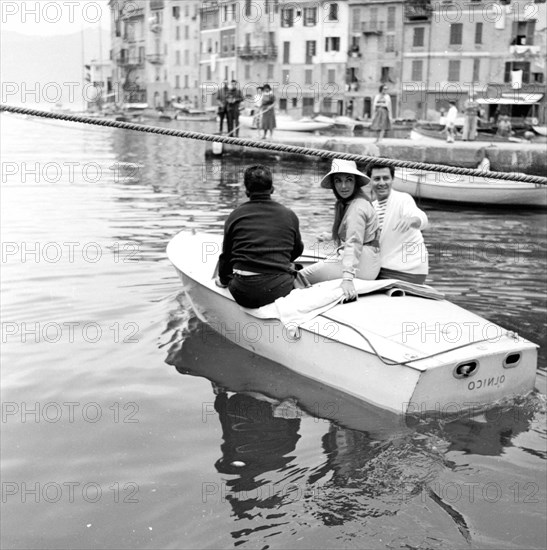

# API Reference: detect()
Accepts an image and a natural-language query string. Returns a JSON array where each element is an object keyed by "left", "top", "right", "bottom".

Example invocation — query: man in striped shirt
[{"left": 367, "top": 163, "right": 429, "bottom": 284}]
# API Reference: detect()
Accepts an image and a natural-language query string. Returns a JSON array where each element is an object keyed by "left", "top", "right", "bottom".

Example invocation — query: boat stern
[{"left": 406, "top": 336, "right": 538, "bottom": 418}]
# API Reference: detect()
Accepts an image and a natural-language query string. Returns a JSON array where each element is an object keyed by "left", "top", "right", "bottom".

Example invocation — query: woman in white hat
[{"left": 301, "top": 159, "right": 381, "bottom": 302}]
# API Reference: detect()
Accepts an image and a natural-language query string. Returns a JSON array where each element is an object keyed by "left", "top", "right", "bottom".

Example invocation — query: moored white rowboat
[
  {"left": 393, "top": 168, "right": 547, "bottom": 207},
  {"left": 167, "top": 232, "right": 538, "bottom": 416},
  {"left": 239, "top": 115, "right": 334, "bottom": 132}
]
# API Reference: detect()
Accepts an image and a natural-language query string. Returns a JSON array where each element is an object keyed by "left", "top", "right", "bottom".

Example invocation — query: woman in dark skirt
[
  {"left": 370, "top": 84, "right": 392, "bottom": 143},
  {"left": 260, "top": 83, "right": 276, "bottom": 139}
]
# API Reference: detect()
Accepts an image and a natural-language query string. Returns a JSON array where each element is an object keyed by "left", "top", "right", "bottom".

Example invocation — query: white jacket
[{"left": 374, "top": 190, "right": 428, "bottom": 275}]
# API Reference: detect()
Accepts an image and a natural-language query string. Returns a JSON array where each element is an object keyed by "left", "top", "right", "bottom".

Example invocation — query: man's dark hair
[
  {"left": 365, "top": 162, "right": 395, "bottom": 178},
  {"left": 244, "top": 165, "right": 273, "bottom": 194}
]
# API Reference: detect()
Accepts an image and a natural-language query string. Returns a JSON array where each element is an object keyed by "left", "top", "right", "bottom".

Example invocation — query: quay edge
[{"left": 205, "top": 136, "right": 547, "bottom": 177}]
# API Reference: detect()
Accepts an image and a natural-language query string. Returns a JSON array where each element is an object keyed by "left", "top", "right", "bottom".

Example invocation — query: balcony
[
  {"left": 117, "top": 56, "right": 145, "bottom": 68},
  {"left": 236, "top": 46, "right": 278, "bottom": 59},
  {"left": 361, "top": 21, "right": 384, "bottom": 34},
  {"left": 405, "top": 0, "right": 432, "bottom": 21},
  {"left": 509, "top": 44, "right": 540, "bottom": 56},
  {"left": 150, "top": 0, "right": 164, "bottom": 10},
  {"left": 146, "top": 54, "right": 164, "bottom": 64}
]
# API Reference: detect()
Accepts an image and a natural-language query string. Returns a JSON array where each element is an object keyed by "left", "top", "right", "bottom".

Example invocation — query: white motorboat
[
  {"left": 167, "top": 232, "right": 538, "bottom": 416},
  {"left": 533, "top": 125, "right": 547, "bottom": 137},
  {"left": 394, "top": 168, "right": 547, "bottom": 207}
]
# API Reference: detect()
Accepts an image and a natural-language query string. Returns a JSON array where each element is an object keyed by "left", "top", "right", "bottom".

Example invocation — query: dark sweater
[{"left": 218, "top": 194, "right": 304, "bottom": 285}]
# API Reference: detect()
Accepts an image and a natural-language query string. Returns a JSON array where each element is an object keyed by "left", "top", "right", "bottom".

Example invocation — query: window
[
  {"left": 184, "top": 26, "right": 189, "bottom": 39},
  {"left": 411, "top": 60, "right": 423, "bottom": 81},
  {"left": 328, "top": 69, "right": 336, "bottom": 83},
  {"left": 304, "top": 7, "right": 317, "bottom": 26},
  {"left": 533, "top": 72, "right": 544, "bottom": 83},
  {"left": 504, "top": 61, "right": 530, "bottom": 83},
  {"left": 325, "top": 37, "right": 340, "bottom": 52},
  {"left": 184, "top": 75, "right": 189, "bottom": 88},
  {"left": 475, "top": 22, "right": 483, "bottom": 44},
  {"left": 245, "top": 0, "right": 252, "bottom": 17},
  {"left": 282, "top": 69, "right": 290, "bottom": 83},
  {"left": 413, "top": 27, "right": 424, "bottom": 47},
  {"left": 305, "top": 41, "right": 316, "bottom": 64},
  {"left": 387, "top": 6, "right": 396, "bottom": 30},
  {"left": 370, "top": 7, "right": 378, "bottom": 25},
  {"left": 283, "top": 41, "right": 290, "bottom": 64},
  {"left": 175, "top": 75, "right": 180, "bottom": 88},
  {"left": 292, "top": 98, "right": 298, "bottom": 108},
  {"left": 281, "top": 7, "right": 294, "bottom": 27},
  {"left": 175, "top": 50, "right": 181, "bottom": 65},
  {"left": 176, "top": 26, "right": 180, "bottom": 40},
  {"left": 448, "top": 60, "right": 460, "bottom": 81},
  {"left": 450, "top": 23, "right": 463, "bottom": 45},
  {"left": 386, "top": 35, "right": 395, "bottom": 52},
  {"left": 267, "top": 64, "right": 274, "bottom": 79},
  {"left": 184, "top": 50, "right": 189, "bottom": 64},
  {"left": 245, "top": 64, "right": 250, "bottom": 79},
  {"left": 172, "top": 6, "right": 180, "bottom": 19},
  {"left": 472, "top": 58, "right": 480, "bottom": 81},
  {"left": 279, "top": 98, "right": 287, "bottom": 111},
  {"left": 352, "top": 8, "right": 361, "bottom": 32},
  {"left": 327, "top": 3, "right": 338, "bottom": 21},
  {"left": 265, "top": 0, "right": 279, "bottom": 15},
  {"left": 305, "top": 69, "right": 313, "bottom": 84},
  {"left": 206, "top": 66, "right": 211, "bottom": 80},
  {"left": 381, "top": 67, "right": 393, "bottom": 83}
]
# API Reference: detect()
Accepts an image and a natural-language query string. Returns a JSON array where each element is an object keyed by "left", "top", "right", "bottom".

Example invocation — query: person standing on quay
[
  {"left": 216, "top": 81, "right": 228, "bottom": 134},
  {"left": 370, "top": 84, "right": 392, "bottom": 143},
  {"left": 462, "top": 92, "right": 480, "bottom": 141},
  {"left": 260, "top": 83, "right": 276, "bottom": 140},
  {"left": 225, "top": 80, "right": 244, "bottom": 137},
  {"left": 445, "top": 101, "right": 458, "bottom": 143}
]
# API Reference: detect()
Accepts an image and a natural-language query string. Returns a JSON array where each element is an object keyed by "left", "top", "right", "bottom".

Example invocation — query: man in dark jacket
[
  {"left": 225, "top": 80, "right": 244, "bottom": 137},
  {"left": 216, "top": 165, "right": 304, "bottom": 309}
]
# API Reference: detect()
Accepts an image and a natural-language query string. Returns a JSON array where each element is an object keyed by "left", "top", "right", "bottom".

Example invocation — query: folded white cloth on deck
[{"left": 243, "top": 278, "right": 444, "bottom": 328}]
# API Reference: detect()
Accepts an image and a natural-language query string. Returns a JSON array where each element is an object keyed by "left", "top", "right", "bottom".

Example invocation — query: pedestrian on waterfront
[
  {"left": 225, "top": 80, "right": 244, "bottom": 137},
  {"left": 462, "top": 92, "right": 480, "bottom": 141},
  {"left": 216, "top": 81, "right": 228, "bottom": 134},
  {"left": 216, "top": 165, "right": 304, "bottom": 309},
  {"left": 300, "top": 159, "right": 381, "bottom": 302},
  {"left": 370, "top": 84, "right": 392, "bottom": 143},
  {"left": 445, "top": 100, "right": 458, "bottom": 143},
  {"left": 366, "top": 162, "right": 429, "bottom": 284},
  {"left": 253, "top": 86, "right": 263, "bottom": 138},
  {"left": 260, "top": 83, "right": 276, "bottom": 139},
  {"left": 496, "top": 115, "right": 512, "bottom": 138}
]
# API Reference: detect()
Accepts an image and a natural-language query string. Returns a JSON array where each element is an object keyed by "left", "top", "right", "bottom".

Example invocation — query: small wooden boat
[
  {"left": 533, "top": 125, "right": 547, "bottom": 137},
  {"left": 167, "top": 232, "right": 538, "bottom": 416},
  {"left": 175, "top": 108, "right": 217, "bottom": 121},
  {"left": 239, "top": 114, "right": 334, "bottom": 132},
  {"left": 394, "top": 168, "right": 547, "bottom": 207},
  {"left": 411, "top": 123, "right": 526, "bottom": 143}
]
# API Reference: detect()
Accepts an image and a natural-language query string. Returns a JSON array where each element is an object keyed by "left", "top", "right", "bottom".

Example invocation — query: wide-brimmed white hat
[{"left": 320, "top": 159, "right": 370, "bottom": 189}]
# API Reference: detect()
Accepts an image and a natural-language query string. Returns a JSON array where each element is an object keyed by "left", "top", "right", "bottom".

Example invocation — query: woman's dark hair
[
  {"left": 244, "top": 165, "right": 273, "bottom": 194},
  {"left": 365, "top": 162, "right": 395, "bottom": 178},
  {"left": 379, "top": 84, "right": 386, "bottom": 93},
  {"left": 263, "top": 83, "right": 271, "bottom": 91}
]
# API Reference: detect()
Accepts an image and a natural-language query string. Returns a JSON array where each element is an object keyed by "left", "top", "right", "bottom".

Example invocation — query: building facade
[{"left": 106, "top": 0, "right": 546, "bottom": 123}]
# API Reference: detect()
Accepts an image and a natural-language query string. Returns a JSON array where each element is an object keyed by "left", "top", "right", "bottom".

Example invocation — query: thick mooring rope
[{"left": 2, "top": 104, "right": 546, "bottom": 185}]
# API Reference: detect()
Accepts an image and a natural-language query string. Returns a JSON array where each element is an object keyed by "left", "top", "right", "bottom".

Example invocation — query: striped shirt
[{"left": 375, "top": 198, "right": 389, "bottom": 231}]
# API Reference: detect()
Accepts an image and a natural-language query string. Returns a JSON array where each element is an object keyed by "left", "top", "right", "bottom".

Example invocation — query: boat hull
[
  {"left": 393, "top": 169, "right": 547, "bottom": 207},
  {"left": 167, "top": 232, "right": 538, "bottom": 416},
  {"left": 239, "top": 115, "right": 334, "bottom": 132}
]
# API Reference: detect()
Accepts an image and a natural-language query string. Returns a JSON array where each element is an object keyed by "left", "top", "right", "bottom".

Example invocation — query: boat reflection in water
[{"left": 165, "top": 313, "right": 541, "bottom": 543}]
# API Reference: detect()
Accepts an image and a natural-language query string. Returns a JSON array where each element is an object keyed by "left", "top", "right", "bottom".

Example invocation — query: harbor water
[{"left": 1, "top": 113, "right": 546, "bottom": 550}]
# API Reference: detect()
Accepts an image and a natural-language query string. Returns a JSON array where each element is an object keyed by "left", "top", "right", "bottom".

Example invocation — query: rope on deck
[{"left": 2, "top": 103, "right": 546, "bottom": 186}]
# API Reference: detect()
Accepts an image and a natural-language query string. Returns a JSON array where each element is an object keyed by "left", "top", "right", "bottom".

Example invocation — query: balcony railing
[
  {"left": 146, "top": 54, "right": 164, "bottom": 64},
  {"left": 236, "top": 46, "right": 278, "bottom": 59},
  {"left": 509, "top": 44, "right": 540, "bottom": 56},
  {"left": 117, "top": 56, "right": 145, "bottom": 68},
  {"left": 404, "top": 0, "right": 432, "bottom": 20},
  {"left": 361, "top": 21, "right": 384, "bottom": 34}
]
